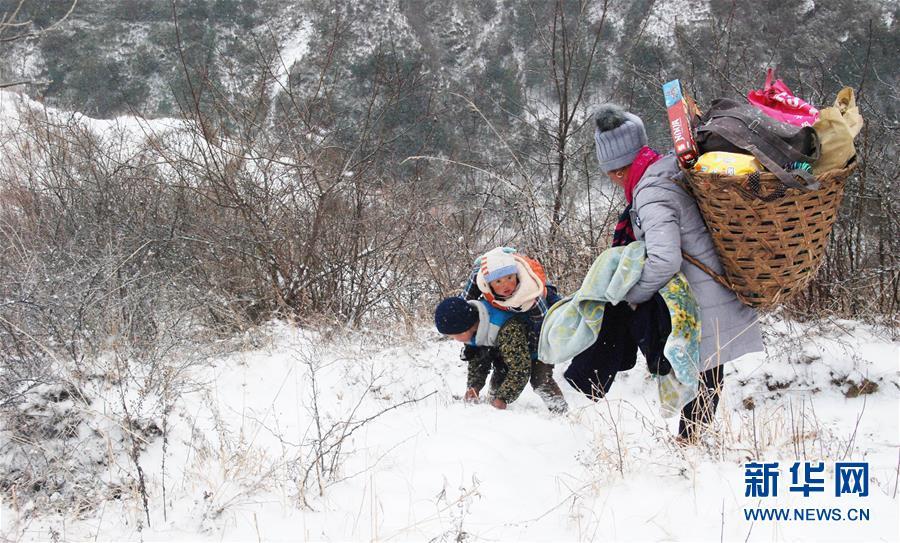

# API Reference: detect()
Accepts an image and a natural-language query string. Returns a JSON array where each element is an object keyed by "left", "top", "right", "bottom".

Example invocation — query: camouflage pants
[
  {"left": 466, "top": 342, "right": 568, "bottom": 413},
  {"left": 488, "top": 358, "right": 568, "bottom": 413}
]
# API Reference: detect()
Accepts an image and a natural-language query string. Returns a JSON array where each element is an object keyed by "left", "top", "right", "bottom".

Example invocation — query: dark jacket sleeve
[
  {"left": 462, "top": 266, "right": 482, "bottom": 300},
  {"left": 545, "top": 284, "right": 562, "bottom": 306},
  {"left": 624, "top": 184, "right": 684, "bottom": 304},
  {"left": 493, "top": 318, "right": 533, "bottom": 403}
]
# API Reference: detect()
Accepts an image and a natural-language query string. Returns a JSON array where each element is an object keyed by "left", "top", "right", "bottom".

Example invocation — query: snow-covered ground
[{"left": 2, "top": 317, "right": 897, "bottom": 542}]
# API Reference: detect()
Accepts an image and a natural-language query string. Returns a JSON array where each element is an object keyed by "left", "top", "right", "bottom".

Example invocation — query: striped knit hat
[
  {"left": 481, "top": 249, "right": 518, "bottom": 283},
  {"left": 592, "top": 104, "right": 648, "bottom": 172}
]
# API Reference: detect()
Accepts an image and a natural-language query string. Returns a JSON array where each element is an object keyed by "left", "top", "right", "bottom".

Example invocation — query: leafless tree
[{"left": 0, "top": 0, "right": 78, "bottom": 89}]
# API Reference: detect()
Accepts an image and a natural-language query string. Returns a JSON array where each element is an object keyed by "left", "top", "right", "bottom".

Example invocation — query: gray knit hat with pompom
[{"left": 592, "top": 104, "right": 648, "bottom": 172}]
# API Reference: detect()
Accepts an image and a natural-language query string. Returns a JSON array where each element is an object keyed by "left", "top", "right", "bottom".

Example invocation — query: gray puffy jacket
[{"left": 624, "top": 154, "right": 764, "bottom": 371}]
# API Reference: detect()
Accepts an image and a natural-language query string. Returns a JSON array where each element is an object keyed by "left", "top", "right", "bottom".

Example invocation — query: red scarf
[
  {"left": 612, "top": 146, "right": 661, "bottom": 247},
  {"left": 623, "top": 146, "right": 662, "bottom": 204}
]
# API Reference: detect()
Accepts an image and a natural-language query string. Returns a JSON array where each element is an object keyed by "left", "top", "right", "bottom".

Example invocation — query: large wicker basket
[{"left": 680, "top": 162, "right": 856, "bottom": 308}]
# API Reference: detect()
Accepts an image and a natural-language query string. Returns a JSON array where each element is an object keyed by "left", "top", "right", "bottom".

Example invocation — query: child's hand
[
  {"left": 464, "top": 387, "right": 479, "bottom": 403},
  {"left": 490, "top": 398, "right": 507, "bottom": 410}
]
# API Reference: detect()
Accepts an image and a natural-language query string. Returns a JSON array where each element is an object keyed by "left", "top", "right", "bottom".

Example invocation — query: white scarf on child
[{"left": 476, "top": 253, "right": 545, "bottom": 312}]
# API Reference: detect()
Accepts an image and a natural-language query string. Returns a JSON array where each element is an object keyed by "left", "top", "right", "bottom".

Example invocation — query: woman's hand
[{"left": 490, "top": 398, "right": 507, "bottom": 410}]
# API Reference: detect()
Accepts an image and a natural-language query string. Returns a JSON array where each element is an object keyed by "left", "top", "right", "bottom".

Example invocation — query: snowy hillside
[
  {"left": 0, "top": 2, "right": 897, "bottom": 541},
  {"left": 2, "top": 318, "right": 897, "bottom": 542}
]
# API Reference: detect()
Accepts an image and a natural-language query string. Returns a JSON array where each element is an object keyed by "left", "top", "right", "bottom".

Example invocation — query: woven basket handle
[
  {"left": 672, "top": 171, "right": 742, "bottom": 294},
  {"left": 681, "top": 251, "right": 735, "bottom": 292}
]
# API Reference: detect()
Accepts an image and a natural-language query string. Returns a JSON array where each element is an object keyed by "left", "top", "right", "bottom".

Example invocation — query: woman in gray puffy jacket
[{"left": 583, "top": 103, "right": 764, "bottom": 441}]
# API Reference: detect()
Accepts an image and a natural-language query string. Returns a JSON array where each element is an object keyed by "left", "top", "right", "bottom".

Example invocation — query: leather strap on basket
[
  {"left": 698, "top": 120, "right": 820, "bottom": 191},
  {"left": 672, "top": 171, "right": 740, "bottom": 293}
]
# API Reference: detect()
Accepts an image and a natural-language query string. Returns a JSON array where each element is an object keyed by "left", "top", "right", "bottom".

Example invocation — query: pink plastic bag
[{"left": 747, "top": 68, "right": 819, "bottom": 127}]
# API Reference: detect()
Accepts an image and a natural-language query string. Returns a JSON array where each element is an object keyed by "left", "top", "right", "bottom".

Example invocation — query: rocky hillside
[
  {"left": 0, "top": 0, "right": 896, "bottom": 317},
  {"left": 2, "top": 0, "right": 894, "bottom": 121}
]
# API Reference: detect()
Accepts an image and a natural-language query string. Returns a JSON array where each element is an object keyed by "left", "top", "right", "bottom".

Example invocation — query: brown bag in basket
[{"left": 813, "top": 87, "right": 863, "bottom": 173}]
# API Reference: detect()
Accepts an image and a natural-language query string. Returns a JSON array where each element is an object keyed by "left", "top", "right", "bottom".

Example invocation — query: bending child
[{"left": 434, "top": 297, "right": 566, "bottom": 413}]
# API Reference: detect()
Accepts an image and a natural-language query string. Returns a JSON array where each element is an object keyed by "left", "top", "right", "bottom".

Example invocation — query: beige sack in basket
[{"left": 813, "top": 87, "right": 863, "bottom": 173}]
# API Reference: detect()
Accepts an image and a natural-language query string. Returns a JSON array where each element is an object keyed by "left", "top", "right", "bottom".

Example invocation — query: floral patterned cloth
[{"left": 538, "top": 241, "right": 701, "bottom": 416}]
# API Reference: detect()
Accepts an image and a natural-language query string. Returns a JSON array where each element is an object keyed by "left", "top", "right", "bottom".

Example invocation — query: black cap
[{"left": 434, "top": 297, "right": 478, "bottom": 334}]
